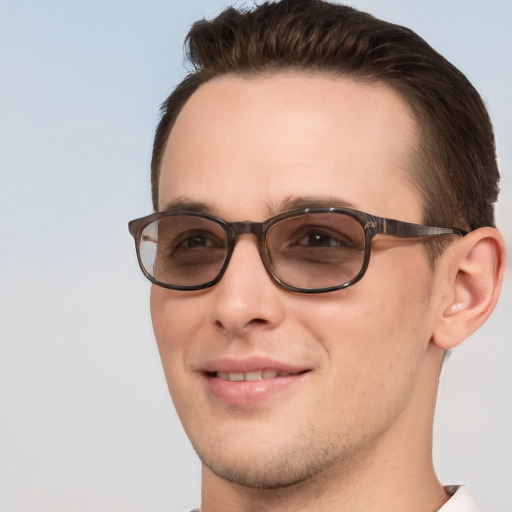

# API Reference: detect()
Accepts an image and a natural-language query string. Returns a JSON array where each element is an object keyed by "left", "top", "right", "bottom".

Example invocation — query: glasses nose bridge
[
  {"left": 229, "top": 220, "right": 265, "bottom": 240},
  {"left": 227, "top": 220, "right": 268, "bottom": 268}
]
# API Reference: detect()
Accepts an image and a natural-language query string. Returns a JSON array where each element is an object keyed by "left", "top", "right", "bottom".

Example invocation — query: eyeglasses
[{"left": 128, "top": 208, "right": 466, "bottom": 294}]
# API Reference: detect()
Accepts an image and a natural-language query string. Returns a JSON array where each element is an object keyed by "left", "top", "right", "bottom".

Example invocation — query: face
[{"left": 151, "top": 73, "right": 440, "bottom": 489}]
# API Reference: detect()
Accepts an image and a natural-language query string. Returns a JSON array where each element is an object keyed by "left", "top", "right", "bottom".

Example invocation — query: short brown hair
[{"left": 151, "top": 0, "right": 499, "bottom": 244}]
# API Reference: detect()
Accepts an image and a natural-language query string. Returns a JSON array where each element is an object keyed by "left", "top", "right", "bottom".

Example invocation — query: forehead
[{"left": 159, "top": 72, "right": 422, "bottom": 221}]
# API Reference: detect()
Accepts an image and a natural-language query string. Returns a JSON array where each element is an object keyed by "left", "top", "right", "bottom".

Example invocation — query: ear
[{"left": 432, "top": 227, "right": 507, "bottom": 350}]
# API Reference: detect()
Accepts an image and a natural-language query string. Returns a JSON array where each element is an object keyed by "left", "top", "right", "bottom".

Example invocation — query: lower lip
[{"left": 203, "top": 372, "right": 308, "bottom": 406}]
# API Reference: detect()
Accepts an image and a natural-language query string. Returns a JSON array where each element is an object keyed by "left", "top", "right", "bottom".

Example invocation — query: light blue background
[{"left": 1, "top": 1, "right": 510, "bottom": 511}]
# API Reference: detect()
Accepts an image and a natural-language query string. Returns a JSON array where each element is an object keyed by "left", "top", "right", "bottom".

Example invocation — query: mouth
[
  {"left": 201, "top": 361, "right": 311, "bottom": 406},
  {"left": 210, "top": 369, "right": 307, "bottom": 382}
]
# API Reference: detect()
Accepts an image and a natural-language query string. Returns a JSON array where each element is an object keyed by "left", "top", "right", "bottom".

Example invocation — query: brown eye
[{"left": 296, "top": 231, "right": 350, "bottom": 248}]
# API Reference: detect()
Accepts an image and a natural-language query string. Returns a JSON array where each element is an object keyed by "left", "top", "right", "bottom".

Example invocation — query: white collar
[{"left": 439, "top": 486, "right": 482, "bottom": 511}]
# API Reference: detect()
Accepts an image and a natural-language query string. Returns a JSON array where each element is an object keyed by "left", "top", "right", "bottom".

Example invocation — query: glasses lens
[
  {"left": 139, "top": 215, "right": 228, "bottom": 288},
  {"left": 266, "top": 213, "right": 366, "bottom": 290}
]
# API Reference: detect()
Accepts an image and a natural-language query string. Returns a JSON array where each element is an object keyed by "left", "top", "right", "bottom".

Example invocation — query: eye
[
  {"left": 162, "top": 229, "right": 226, "bottom": 267},
  {"left": 179, "top": 234, "right": 216, "bottom": 249},
  {"left": 167, "top": 230, "right": 226, "bottom": 256},
  {"left": 291, "top": 228, "right": 355, "bottom": 250},
  {"left": 298, "top": 231, "right": 344, "bottom": 248}
]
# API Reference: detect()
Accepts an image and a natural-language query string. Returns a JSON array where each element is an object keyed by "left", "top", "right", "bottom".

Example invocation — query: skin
[{"left": 151, "top": 73, "right": 457, "bottom": 511}]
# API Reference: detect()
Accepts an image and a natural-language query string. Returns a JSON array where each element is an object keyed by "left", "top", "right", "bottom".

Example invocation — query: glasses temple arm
[{"left": 376, "top": 218, "right": 467, "bottom": 238}]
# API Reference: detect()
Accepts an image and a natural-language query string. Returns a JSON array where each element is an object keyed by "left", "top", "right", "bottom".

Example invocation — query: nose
[{"left": 207, "top": 235, "right": 286, "bottom": 336}]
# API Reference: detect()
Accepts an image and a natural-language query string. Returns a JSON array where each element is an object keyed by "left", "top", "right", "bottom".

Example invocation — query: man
[{"left": 129, "top": 1, "right": 506, "bottom": 510}]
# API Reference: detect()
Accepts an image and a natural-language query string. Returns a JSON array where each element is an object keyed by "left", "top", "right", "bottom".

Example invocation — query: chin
[
  {"left": 202, "top": 456, "right": 321, "bottom": 489},
  {"left": 192, "top": 433, "right": 348, "bottom": 490}
]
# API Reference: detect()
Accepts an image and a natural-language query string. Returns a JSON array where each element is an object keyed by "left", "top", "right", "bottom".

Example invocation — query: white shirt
[{"left": 439, "top": 486, "right": 482, "bottom": 511}]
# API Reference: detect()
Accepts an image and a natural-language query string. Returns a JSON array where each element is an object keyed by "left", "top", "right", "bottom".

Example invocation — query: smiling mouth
[
  {"left": 203, "top": 366, "right": 310, "bottom": 405},
  {"left": 209, "top": 369, "right": 309, "bottom": 382}
]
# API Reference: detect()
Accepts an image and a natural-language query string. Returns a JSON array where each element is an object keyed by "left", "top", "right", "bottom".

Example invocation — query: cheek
[
  {"left": 150, "top": 286, "right": 215, "bottom": 430},
  {"left": 150, "top": 286, "right": 207, "bottom": 384},
  {"left": 298, "top": 248, "right": 434, "bottom": 401},
  {"left": 150, "top": 286, "right": 206, "bottom": 342}
]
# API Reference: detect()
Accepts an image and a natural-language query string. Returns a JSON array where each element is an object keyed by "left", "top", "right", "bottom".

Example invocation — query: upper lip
[{"left": 199, "top": 356, "right": 311, "bottom": 375}]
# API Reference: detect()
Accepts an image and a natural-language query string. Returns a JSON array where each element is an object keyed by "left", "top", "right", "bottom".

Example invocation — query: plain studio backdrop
[{"left": 0, "top": 1, "right": 510, "bottom": 511}]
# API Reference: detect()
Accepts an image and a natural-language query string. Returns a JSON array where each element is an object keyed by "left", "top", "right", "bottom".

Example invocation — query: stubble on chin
[{"left": 192, "top": 426, "right": 364, "bottom": 491}]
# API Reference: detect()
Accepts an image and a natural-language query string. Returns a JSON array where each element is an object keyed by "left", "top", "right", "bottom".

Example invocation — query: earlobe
[{"left": 433, "top": 227, "right": 506, "bottom": 350}]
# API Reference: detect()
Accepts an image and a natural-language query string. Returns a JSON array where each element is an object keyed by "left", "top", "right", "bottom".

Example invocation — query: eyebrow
[
  {"left": 161, "top": 197, "right": 217, "bottom": 214},
  {"left": 161, "top": 194, "right": 358, "bottom": 217},
  {"left": 272, "top": 195, "right": 357, "bottom": 214}
]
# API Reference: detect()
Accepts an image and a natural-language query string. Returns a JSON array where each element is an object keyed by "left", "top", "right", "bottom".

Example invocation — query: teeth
[
  {"left": 215, "top": 369, "right": 286, "bottom": 381},
  {"left": 245, "top": 371, "right": 263, "bottom": 381},
  {"left": 262, "top": 369, "right": 278, "bottom": 379}
]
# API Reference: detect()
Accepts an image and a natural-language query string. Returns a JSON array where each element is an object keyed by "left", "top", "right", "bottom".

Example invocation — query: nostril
[{"left": 215, "top": 317, "right": 267, "bottom": 330}]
